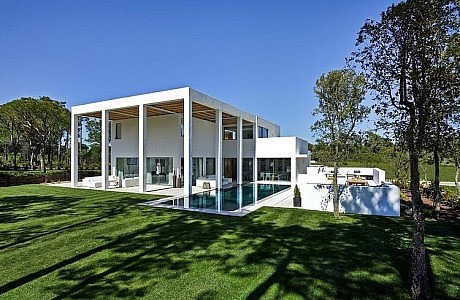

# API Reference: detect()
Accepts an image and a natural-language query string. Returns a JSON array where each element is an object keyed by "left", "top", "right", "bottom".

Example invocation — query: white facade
[
  {"left": 256, "top": 137, "right": 310, "bottom": 183},
  {"left": 70, "top": 87, "right": 400, "bottom": 217},
  {"left": 71, "top": 87, "right": 309, "bottom": 195}
]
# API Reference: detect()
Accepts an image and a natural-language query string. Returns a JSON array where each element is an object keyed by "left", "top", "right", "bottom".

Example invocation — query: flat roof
[{"left": 71, "top": 87, "right": 278, "bottom": 128}]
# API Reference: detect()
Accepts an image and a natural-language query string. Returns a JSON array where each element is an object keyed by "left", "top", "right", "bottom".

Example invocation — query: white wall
[
  {"left": 110, "top": 114, "right": 257, "bottom": 175},
  {"left": 192, "top": 117, "right": 216, "bottom": 157},
  {"left": 111, "top": 115, "right": 184, "bottom": 174},
  {"left": 256, "top": 137, "right": 308, "bottom": 157},
  {"left": 111, "top": 118, "right": 139, "bottom": 158},
  {"left": 294, "top": 180, "right": 400, "bottom": 217},
  {"left": 256, "top": 137, "right": 297, "bottom": 157}
]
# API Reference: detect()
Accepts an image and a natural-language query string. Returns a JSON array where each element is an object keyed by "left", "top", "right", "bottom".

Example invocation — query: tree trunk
[
  {"left": 409, "top": 142, "right": 429, "bottom": 299},
  {"left": 433, "top": 145, "right": 441, "bottom": 215},
  {"left": 412, "top": 209, "right": 428, "bottom": 300},
  {"left": 40, "top": 148, "right": 46, "bottom": 173},
  {"left": 332, "top": 162, "right": 340, "bottom": 218},
  {"left": 29, "top": 151, "right": 32, "bottom": 169},
  {"left": 13, "top": 151, "right": 17, "bottom": 170},
  {"left": 333, "top": 144, "right": 340, "bottom": 219},
  {"left": 455, "top": 158, "right": 460, "bottom": 197},
  {"left": 57, "top": 132, "right": 62, "bottom": 166},
  {"left": 47, "top": 140, "right": 52, "bottom": 169},
  {"left": 64, "top": 130, "right": 69, "bottom": 167}
]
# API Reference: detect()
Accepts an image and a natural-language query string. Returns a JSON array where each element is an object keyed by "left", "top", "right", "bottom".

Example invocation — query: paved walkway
[
  {"left": 47, "top": 181, "right": 207, "bottom": 197},
  {"left": 440, "top": 182, "right": 458, "bottom": 187},
  {"left": 49, "top": 181, "right": 297, "bottom": 216}
]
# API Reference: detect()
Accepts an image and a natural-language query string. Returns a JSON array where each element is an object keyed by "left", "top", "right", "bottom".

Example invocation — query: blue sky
[{"left": 0, "top": 0, "right": 396, "bottom": 141}]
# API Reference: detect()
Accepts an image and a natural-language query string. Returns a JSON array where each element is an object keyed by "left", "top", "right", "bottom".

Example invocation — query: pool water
[{"left": 156, "top": 183, "right": 290, "bottom": 212}]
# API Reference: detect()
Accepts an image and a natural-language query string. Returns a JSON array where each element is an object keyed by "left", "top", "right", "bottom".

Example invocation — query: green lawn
[{"left": 0, "top": 185, "right": 459, "bottom": 299}]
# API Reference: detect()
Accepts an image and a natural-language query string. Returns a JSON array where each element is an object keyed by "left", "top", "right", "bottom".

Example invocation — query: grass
[{"left": 0, "top": 185, "right": 459, "bottom": 299}]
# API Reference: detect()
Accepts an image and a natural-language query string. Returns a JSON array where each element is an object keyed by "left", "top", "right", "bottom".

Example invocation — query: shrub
[
  {"left": 441, "top": 187, "right": 459, "bottom": 208},
  {"left": 294, "top": 185, "right": 301, "bottom": 198}
]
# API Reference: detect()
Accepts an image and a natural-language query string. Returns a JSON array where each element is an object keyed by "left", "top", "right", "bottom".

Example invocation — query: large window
[
  {"left": 223, "top": 125, "right": 254, "bottom": 140},
  {"left": 147, "top": 157, "right": 173, "bottom": 185},
  {"left": 193, "top": 157, "right": 204, "bottom": 185},
  {"left": 206, "top": 158, "right": 215, "bottom": 175},
  {"left": 243, "top": 158, "right": 254, "bottom": 181},
  {"left": 257, "top": 158, "right": 291, "bottom": 181},
  {"left": 116, "top": 157, "right": 138, "bottom": 178},
  {"left": 258, "top": 126, "right": 268, "bottom": 138},
  {"left": 115, "top": 123, "right": 122, "bottom": 139},
  {"left": 223, "top": 127, "right": 237, "bottom": 140},
  {"left": 243, "top": 125, "right": 253, "bottom": 139}
]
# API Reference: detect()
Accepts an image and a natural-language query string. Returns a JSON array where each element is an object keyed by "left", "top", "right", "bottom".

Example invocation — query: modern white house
[
  {"left": 70, "top": 87, "right": 310, "bottom": 195},
  {"left": 70, "top": 87, "right": 399, "bottom": 217}
]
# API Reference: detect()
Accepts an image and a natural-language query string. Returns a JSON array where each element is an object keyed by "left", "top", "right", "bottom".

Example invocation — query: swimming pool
[{"left": 150, "top": 183, "right": 290, "bottom": 214}]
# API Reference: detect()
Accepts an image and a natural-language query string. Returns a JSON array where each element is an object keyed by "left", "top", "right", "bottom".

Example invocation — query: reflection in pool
[{"left": 155, "top": 183, "right": 290, "bottom": 213}]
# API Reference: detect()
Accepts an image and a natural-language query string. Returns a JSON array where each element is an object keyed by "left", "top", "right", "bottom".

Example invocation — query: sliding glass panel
[
  {"left": 116, "top": 157, "right": 139, "bottom": 179},
  {"left": 206, "top": 158, "right": 215, "bottom": 175},
  {"left": 243, "top": 125, "right": 254, "bottom": 139},
  {"left": 243, "top": 158, "right": 254, "bottom": 181},
  {"left": 147, "top": 157, "right": 173, "bottom": 185},
  {"left": 257, "top": 158, "right": 290, "bottom": 181},
  {"left": 192, "top": 157, "right": 204, "bottom": 185}
]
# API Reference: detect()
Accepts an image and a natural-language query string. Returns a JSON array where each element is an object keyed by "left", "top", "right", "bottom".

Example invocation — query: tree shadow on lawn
[
  {"left": 238, "top": 213, "right": 413, "bottom": 299},
  {"left": 43, "top": 208, "right": 421, "bottom": 299},
  {"left": 0, "top": 195, "right": 82, "bottom": 224},
  {"left": 425, "top": 220, "right": 460, "bottom": 299},
  {"left": 0, "top": 193, "right": 154, "bottom": 247}
]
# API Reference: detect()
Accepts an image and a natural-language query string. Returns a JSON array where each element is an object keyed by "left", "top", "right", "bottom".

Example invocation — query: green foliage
[
  {"left": 293, "top": 184, "right": 301, "bottom": 198},
  {"left": 0, "top": 185, "right": 459, "bottom": 298},
  {"left": 81, "top": 145, "right": 101, "bottom": 169},
  {"left": 311, "top": 130, "right": 395, "bottom": 166},
  {"left": 82, "top": 117, "right": 101, "bottom": 147},
  {"left": 441, "top": 186, "right": 460, "bottom": 208},
  {"left": 0, "top": 170, "right": 68, "bottom": 177},
  {"left": 311, "top": 69, "right": 369, "bottom": 162},
  {"left": 0, "top": 97, "right": 70, "bottom": 171}
]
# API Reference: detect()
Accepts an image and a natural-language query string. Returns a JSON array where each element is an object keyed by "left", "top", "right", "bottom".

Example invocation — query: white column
[
  {"left": 203, "top": 156, "right": 207, "bottom": 176},
  {"left": 238, "top": 185, "right": 243, "bottom": 211},
  {"left": 237, "top": 117, "right": 243, "bottom": 185},
  {"left": 139, "top": 104, "right": 147, "bottom": 193},
  {"left": 253, "top": 117, "right": 258, "bottom": 182},
  {"left": 215, "top": 109, "right": 223, "bottom": 189},
  {"left": 216, "top": 191, "right": 222, "bottom": 212},
  {"left": 183, "top": 95, "right": 192, "bottom": 196},
  {"left": 291, "top": 156, "right": 297, "bottom": 185},
  {"left": 101, "top": 110, "right": 109, "bottom": 190},
  {"left": 70, "top": 112, "right": 79, "bottom": 187}
]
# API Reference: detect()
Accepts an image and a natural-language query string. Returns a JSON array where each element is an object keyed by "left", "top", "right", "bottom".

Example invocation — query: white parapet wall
[{"left": 295, "top": 182, "right": 400, "bottom": 217}]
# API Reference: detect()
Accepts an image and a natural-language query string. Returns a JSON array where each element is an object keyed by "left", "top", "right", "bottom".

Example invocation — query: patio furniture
[
  {"left": 82, "top": 175, "right": 118, "bottom": 188},
  {"left": 122, "top": 177, "right": 139, "bottom": 188},
  {"left": 196, "top": 176, "right": 232, "bottom": 188},
  {"left": 346, "top": 179, "right": 368, "bottom": 186}
]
